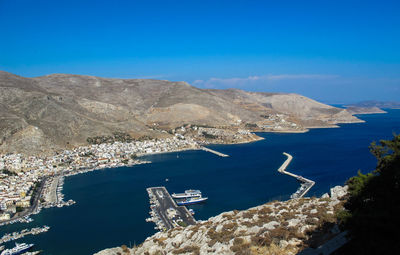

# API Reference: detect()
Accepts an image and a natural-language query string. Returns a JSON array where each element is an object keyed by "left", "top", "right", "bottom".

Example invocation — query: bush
[
  {"left": 0, "top": 168, "right": 16, "bottom": 176},
  {"left": 251, "top": 234, "right": 272, "bottom": 247},
  {"left": 121, "top": 245, "right": 130, "bottom": 254},
  {"left": 202, "top": 131, "right": 218, "bottom": 139},
  {"left": 172, "top": 245, "right": 200, "bottom": 255},
  {"left": 339, "top": 135, "right": 400, "bottom": 254}
]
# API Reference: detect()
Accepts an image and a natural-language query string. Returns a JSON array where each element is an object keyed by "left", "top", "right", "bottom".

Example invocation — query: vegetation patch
[
  {"left": 172, "top": 245, "right": 200, "bottom": 255},
  {"left": 87, "top": 132, "right": 133, "bottom": 144},
  {"left": 207, "top": 227, "right": 235, "bottom": 246},
  {"left": 230, "top": 237, "right": 251, "bottom": 254},
  {"left": 336, "top": 135, "right": 400, "bottom": 254}
]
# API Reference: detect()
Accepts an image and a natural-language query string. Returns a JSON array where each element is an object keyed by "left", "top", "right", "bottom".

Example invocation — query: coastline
[
  {"left": 0, "top": 120, "right": 365, "bottom": 229},
  {"left": 1, "top": 109, "right": 396, "bottom": 255}
]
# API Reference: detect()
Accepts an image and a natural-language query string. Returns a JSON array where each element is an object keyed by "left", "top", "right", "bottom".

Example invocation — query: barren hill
[{"left": 0, "top": 71, "right": 361, "bottom": 155}]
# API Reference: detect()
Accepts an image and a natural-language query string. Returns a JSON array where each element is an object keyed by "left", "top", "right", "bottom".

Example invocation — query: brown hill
[{"left": 0, "top": 71, "right": 361, "bottom": 155}]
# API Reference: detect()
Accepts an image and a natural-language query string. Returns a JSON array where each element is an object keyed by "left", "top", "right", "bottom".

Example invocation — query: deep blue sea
[{"left": 1, "top": 110, "right": 399, "bottom": 254}]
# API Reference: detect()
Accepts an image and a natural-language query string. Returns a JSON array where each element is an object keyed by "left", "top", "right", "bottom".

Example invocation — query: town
[{"left": 0, "top": 135, "right": 199, "bottom": 225}]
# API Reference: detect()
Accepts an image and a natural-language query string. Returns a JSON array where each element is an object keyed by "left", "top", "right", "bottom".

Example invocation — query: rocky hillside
[
  {"left": 95, "top": 186, "right": 348, "bottom": 255},
  {"left": 0, "top": 71, "right": 361, "bottom": 155}
]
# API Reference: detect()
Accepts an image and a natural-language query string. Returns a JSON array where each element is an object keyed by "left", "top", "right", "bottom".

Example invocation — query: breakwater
[
  {"left": 277, "top": 152, "right": 315, "bottom": 198},
  {"left": 201, "top": 147, "right": 229, "bottom": 157}
]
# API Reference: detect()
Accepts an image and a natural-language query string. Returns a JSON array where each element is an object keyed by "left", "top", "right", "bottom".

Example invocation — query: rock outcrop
[{"left": 95, "top": 187, "right": 348, "bottom": 255}]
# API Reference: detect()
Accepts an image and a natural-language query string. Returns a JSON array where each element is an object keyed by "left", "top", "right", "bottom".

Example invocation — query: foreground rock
[{"left": 95, "top": 186, "right": 348, "bottom": 255}]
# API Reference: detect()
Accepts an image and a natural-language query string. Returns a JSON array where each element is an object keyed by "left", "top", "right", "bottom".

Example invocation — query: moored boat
[
  {"left": 1, "top": 242, "right": 34, "bottom": 255},
  {"left": 172, "top": 190, "right": 202, "bottom": 199},
  {"left": 176, "top": 196, "right": 208, "bottom": 206}
]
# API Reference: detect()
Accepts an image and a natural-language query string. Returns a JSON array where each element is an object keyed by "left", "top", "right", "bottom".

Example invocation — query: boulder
[{"left": 330, "top": 185, "right": 348, "bottom": 200}]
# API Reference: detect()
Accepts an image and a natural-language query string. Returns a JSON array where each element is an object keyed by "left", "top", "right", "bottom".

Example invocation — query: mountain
[{"left": 0, "top": 71, "right": 361, "bottom": 155}]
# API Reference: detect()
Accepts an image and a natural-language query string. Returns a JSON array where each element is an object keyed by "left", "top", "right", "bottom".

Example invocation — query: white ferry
[
  {"left": 176, "top": 196, "right": 208, "bottom": 206},
  {"left": 172, "top": 190, "right": 202, "bottom": 199}
]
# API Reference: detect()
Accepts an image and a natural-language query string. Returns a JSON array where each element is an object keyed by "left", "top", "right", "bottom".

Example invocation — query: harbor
[
  {"left": 146, "top": 187, "right": 196, "bottom": 231},
  {"left": 41, "top": 175, "right": 75, "bottom": 209},
  {"left": 277, "top": 152, "right": 315, "bottom": 199}
]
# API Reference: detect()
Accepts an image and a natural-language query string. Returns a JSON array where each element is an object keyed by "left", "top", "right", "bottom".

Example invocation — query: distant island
[
  {"left": 344, "top": 100, "right": 400, "bottom": 115},
  {"left": 346, "top": 100, "right": 400, "bottom": 109},
  {"left": 345, "top": 106, "right": 387, "bottom": 115}
]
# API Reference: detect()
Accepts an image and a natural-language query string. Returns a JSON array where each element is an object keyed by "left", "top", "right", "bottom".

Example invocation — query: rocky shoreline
[{"left": 95, "top": 186, "right": 348, "bottom": 255}]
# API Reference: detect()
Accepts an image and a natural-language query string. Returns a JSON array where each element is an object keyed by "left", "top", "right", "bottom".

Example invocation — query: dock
[
  {"left": 146, "top": 187, "right": 196, "bottom": 231},
  {"left": 278, "top": 152, "right": 315, "bottom": 199},
  {"left": 201, "top": 147, "right": 229, "bottom": 157},
  {"left": 0, "top": 225, "right": 50, "bottom": 245},
  {"left": 44, "top": 176, "right": 60, "bottom": 203}
]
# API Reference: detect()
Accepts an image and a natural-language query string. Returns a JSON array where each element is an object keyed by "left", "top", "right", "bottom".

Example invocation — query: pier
[
  {"left": 0, "top": 225, "right": 50, "bottom": 245},
  {"left": 45, "top": 176, "right": 60, "bottom": 203},
  {"left": 201, "top": 147, "right": 229, "bottom": 157},
  {"left": 278, "top": 152, "right": 315, "bottom": 199},
  {"left": 41, "top": 175, "right": 75, "bottom": 209},
  {"left": 146, "top": 187, "right": 196, "bottom": 231}
]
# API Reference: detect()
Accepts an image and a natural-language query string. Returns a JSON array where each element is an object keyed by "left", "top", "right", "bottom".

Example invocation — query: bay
[{"left": 1, "top": 109, "right": 399, "bottom": 254}]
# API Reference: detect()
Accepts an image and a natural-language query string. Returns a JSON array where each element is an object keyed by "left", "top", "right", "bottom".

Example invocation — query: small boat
[
  {"left": 172, "top": 190, "right": 202, "bottom": 199},
  {"left": 188, "top": 209, "right": 195, "bottom": 215},
  {"left": 1, "top": 242, "right": 34, "bottom": 255},
  {"left": 176, "top": 196, "right": 208, "bottom": 206}
]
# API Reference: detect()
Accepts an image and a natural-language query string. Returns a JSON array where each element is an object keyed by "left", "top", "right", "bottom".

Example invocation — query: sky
[{"left": 0, "top": 0, "right": 399, "bottom": 103}]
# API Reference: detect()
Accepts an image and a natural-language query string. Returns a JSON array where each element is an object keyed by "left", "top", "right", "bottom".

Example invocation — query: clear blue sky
[{"left": 1, "top": 0, "right": 399, "bottom": 103}]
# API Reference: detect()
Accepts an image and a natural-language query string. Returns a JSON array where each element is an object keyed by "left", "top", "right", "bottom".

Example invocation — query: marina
[
  {"left": 41, "top": 176, "right": 75, "bottom": 209},
  {"left": 277, "top": 152, "right": 315, "bottom": 199},
  {"left": 146, "top": 187, "right": 196, "bottom": 231}
]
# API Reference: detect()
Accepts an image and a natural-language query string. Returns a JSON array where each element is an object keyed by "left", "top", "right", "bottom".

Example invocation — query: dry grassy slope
[
  {"left": 95, "top": 186, "right": 348, "bottom": 255},
  {"left": 208, "top": 89, "right": 360, "bottom": 127},
  {"left": 0, "top": 71, "right": 361, "bottom": 155}
]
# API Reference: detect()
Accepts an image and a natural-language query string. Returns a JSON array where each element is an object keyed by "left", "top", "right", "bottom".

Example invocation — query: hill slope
[
  {"left": 0, "top": 71, "right": 361, "bottom": 155},
  {"left": 95, "top": 186, "right": 348, "bottom": 255}
]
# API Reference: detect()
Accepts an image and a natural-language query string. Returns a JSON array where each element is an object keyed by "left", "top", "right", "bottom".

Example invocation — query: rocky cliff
[{"left": 95, "top": 186, "right": 348, "bottom": 255}]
